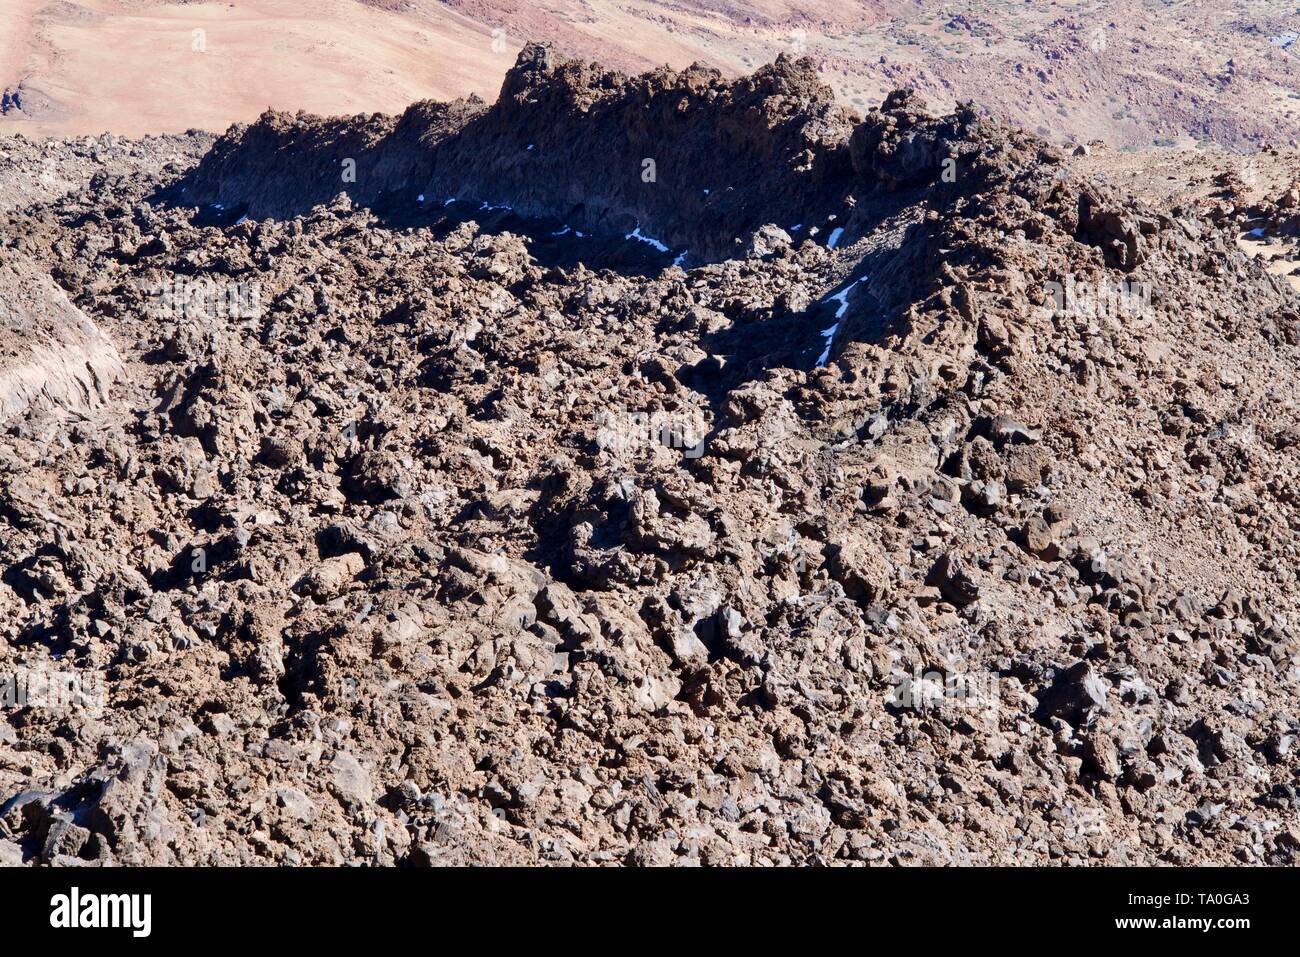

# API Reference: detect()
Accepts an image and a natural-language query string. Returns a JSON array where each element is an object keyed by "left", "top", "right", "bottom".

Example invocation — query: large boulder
[{"left": 0, "top": 254, "right": 126, "bottom": 422}]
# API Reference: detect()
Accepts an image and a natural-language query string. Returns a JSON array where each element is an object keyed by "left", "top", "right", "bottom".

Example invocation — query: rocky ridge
[{"left": 0, "top": 45, "right": 1297, "bottom": 866}]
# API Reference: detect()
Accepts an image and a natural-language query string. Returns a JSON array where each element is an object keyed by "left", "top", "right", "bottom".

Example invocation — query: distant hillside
[{"left": 1, "top": 1, "right": 1298, "bottom": 149}]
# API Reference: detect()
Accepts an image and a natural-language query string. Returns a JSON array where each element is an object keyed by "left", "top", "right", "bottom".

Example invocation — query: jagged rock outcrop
[
  {"left": 0, "top": 253, "right": 126, "bottom": 422},
  {"left": 1, "top": 45, "right": 1298, "bottom": 868},
  {"left": 182, "top": 43, "right": 860, "bottom": 261}
]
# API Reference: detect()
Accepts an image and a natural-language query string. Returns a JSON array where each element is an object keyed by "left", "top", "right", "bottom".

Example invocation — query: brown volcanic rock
[
  {"left": 183, "top": 43, "right": 860, "bottom": 261},
  {"left": 1, "top": 48, "right": 1300, "bottom": 868},
  {"left": 179, "top": 109, "right": 400, "bottom": 220},
  {"left": 422, "top": 43, "right": 859, "bottom": 259},
  {"left": 182, "top": 97, "right": 488, "bottom": 221},
  {"left": 0, "top": 253, "right": 125, "bottom": 422}
]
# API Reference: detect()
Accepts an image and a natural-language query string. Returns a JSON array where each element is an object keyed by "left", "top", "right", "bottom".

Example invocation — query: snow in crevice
[
  {"left": 625, "top": 222, "right": 670, "bottom": 252},
  {"left": 816, "top": 278, "right": 865, "bottom": 366},
  {"left": 827, "top": 227, "right": 845, "bottom": 249}
]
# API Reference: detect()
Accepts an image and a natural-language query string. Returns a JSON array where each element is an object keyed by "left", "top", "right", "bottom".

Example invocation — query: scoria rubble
[{"left": 0, "top": 45, "right": 1297, "bottom": 866}]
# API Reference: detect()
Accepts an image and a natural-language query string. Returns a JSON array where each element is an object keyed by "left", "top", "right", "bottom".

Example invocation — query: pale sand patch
[
  {"left": 1239, "top": 233, "right": 1300, "bottom": 296},
  {"left": 0, "top": 0, "right": 872, "bottom": 138},
  {"left": 0, "top": 1, "right": 49, "bottom": 90},
  {"left": 1, "top": 0, "right": 513, "bottom": 137}
]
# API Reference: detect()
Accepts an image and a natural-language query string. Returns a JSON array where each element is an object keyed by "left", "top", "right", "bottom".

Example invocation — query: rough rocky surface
[
  {"left": 181, "top": 44, "right": 861, "bottom": 263},
  {"left": 0, "top": 45, "right": 1298, "bottom": 866},
  {"left": 4, "top": 1, "right": 1299, "bottom": 155},
  {"left": 0, "top": 254, "right": 126, "bottom": 422}
]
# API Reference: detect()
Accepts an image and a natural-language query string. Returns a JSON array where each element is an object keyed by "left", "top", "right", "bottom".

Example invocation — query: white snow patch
[
  {"left": 673, "top": 250, "right": 690, "bottom": 267},
  {"left": 234, "top": 215, "right": 249, "bottom": 226},
  {"left": 815, "top": 326, "right": 839, "bottom": 366},
  {"left": 417, "top": 194, "right": 425, "bottom": 202},
  {"left": 626, "top": 223, "right": 669, "bottom": 252},
  {"left": 827, "top": 227, "right": 845, "bottom": 249},
  {"left": 816, "top": 278, "right": 864, "bottom": 366},
  {"left": 552, "top": 225, "right": 572, "bottom": 237}
]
